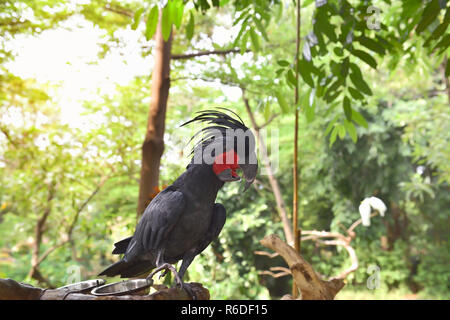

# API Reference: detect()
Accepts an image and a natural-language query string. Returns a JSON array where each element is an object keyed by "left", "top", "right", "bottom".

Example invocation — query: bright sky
[
  {"left": 5, "top": 12, "right": 246, "bottom": 132},
  {"left": 5, "top": 15, "right": 153, "bottom": 130}
]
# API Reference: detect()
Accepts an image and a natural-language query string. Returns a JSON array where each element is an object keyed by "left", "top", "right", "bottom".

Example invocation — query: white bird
[
  {"left": 368, "top": 196, "right": 387, "bottom": 217},
  {"left": 358, "top": 197, "right": 387, "bottom": 227}
]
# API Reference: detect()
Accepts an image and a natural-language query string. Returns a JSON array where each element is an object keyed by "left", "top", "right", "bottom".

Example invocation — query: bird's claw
[
  {"left": 159, "top": 269, "right": 169, "bottom": 279},
  {"left": 147, "top": 263, "right": 183, "bottom": 287},
  {"left": 146, "top": 263, "right": 196, "bottom": 300}
]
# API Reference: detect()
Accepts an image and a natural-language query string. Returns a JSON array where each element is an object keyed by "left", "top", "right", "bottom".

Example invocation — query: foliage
[{"left": 0, "top": 0, "right": 449, "bottom": 299}]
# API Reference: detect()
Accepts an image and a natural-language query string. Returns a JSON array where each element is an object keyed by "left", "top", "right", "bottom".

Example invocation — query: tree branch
[
  {"left": 103, "top": 4, "right": 134, "bottom": 18},
  {"left": 258, "top": 113, "right": 279, "bottom": 130},
  {"left": 29, "top": 181, "right": 56, "bottom": 286},
  {"left": 260, "top": 234, "right": 344, "bottom": 300},
  {"left": 34, "top": 176, "right": 109, "bottom": 267},
  {"left": 171, "top": 48, "right": 249, "bottom": 60},
  {"left": 347, "top": 211, "right": 379, "bottom": 237},
  {"left": 0, "top": 125, "right": 18, "bottom": 148},
  {"left": 242, "top": 89, "right": 294, "bottom": 245},
  {"left": 258, "top": 266, "right": 291, "bottom": 278},
  {"left": 254, "top": 250, "right": 279, "bottom": 258}
]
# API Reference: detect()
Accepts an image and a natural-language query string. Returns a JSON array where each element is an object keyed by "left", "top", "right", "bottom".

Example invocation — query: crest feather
[{"left": 181, "top": 108, "right": 251, "bottom": 158}]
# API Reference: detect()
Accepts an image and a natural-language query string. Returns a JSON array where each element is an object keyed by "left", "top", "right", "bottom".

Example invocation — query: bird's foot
[
  {"left": 146, "top": 263, "right": 197, "bottom": 300},
  {"left": 147, "top": 263, "right": 183, "bottom": 288}
]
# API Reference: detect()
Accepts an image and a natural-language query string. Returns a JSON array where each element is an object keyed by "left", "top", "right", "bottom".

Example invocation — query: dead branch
[
  {"left": 260, "top": 234, "right": 344, "bottom": 300},
  {"left": 0, "top": 278, "right": 209, "bottom": 300},
  {"left": 254, "top": 250, "right": 279, "bottom": 258},
  {"left": 347, "top": 212, "right": 379, "bottom": 237},
  {"left": 300, "top": 229, "right": 358, "bottom": 280}
]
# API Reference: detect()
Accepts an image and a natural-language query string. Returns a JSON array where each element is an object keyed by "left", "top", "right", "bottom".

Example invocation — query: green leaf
[
  {"left": 249, "top": 28, "right": 260, "bottom": 52},
  {"left": 305, "top": 96, "right": 315, "bottom": 122},
  {"left": 351, "top": 49, "right": 377, "bottom": 69},
  {"left": 315, "top": 10, "right": 336, "bottom": 41},
  {"left": 241, "top": 31, "right": 249, "bottom": 54},
  {"left": 286, "top": 69, "right": 297, "bottom": 87},
  {"left": 324, "top": 88, "right": 341, "bottom": 103},
  {"left": 298, "top": 59, "right": 315, "bottom": 88},
  {"left": 264, "top": 102, "right": 271, "bottom": 121},
  {"left": 424, "top": 9, "right": 450, "bottom": 46},
  {"left": 275, "top": 68, "right": 285, "bottom": 77},
  {"left": 186, "top": 11, "right": 194, "bottom": 40},
  {"left": 275, "top": 3, "right": 283, "bottom": 21},
  {"left": 416, "top": 0, "right": 441, "bottom": 34},
  {"left": 299, "top": 90, "right": 309, "bottom": 108},
  {"left": 254, "top": 18, "right": 269, "bottom": 41},
  {"left": 338, "top": 125, "right": 346, "bottom": 139},
  {"left": 348, "top": 86, "right": 365, "bottom": 100},
  {"left": 275, "top": 90, "right": 289, "bottom": 113},
  {"left": 446, "top": 60, "right": 450, "bottom": 77},
  {"left": 233, "top": 16, "right": 248, "bottom": 44},
  {"left": 357, "top": 36, "right": 385, "bottom": 55},
  {"left": 341, "top": 57, "right": 349, "bottom": 78},
  {"left": 433, "top": 34, "right": 450, "bottom": 51},
  {"left": 349, "top": 62, "right": 363, "bottom": 78},
  {"left": 334, "top": 47, "right": 343, "bottom": 56},
  {"left": 344, "top": 120, "right": 357, "bottom": 142},
  {"left": 329, "top": 126, "right": 339, "bottom": 146},
  {"left": 349, "top": 66, "right": 372, "bottom": 96},
  {"left": 325, "top": 117, "right": 338, "bottom": 135},
  {"left": 145, "top": 6, "right": 159, "bottom": 40},
  {"left": 326, "top": 79, "right": 341, "bottom": 95},
  {"left": 173, "top": 0, "right": 184, "bottom": 29},
  {"left": 277, "top": 60, "right": 290, "bottom": 67},
  {"left": 351, "top": 109, "right": 368, "bottom": 128},
  {"left": 161, "top": 3, "right": 172, "bottom": 41},
  {"left": 131, "top": 8, "right": 145, "bottom": 30},
  {"left": 343, "top": 96, "right": 352, "bottom": 121}
]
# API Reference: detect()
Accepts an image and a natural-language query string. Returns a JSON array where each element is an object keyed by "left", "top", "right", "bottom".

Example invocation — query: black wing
[{"left": 123, "top": 187, "right": 186, "bottom": 262}]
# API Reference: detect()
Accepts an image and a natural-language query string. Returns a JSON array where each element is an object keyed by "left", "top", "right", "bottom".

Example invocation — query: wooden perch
[
  {"left": 0, "top": 278, "right": 209, "bottom": 300},
  {"left": 260, "top": 234, "right": 344, "bottom": 300}
]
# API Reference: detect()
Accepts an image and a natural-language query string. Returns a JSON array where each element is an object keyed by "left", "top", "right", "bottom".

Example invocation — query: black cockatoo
[{"left": 99, "top": 109, "right": 258, "bottom": 291}]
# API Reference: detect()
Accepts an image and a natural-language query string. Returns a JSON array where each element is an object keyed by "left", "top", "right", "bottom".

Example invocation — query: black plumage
[{"left": 99, "top": 109, "right": 258, "bottom": 287}]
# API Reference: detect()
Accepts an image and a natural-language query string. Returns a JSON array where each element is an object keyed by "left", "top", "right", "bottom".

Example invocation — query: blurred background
[{"left": 0, "top": 0, "right": 449, "bottom": 299}]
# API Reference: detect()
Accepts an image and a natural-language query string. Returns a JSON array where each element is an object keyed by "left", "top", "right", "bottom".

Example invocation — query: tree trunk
[
  {"left": 292, "top": 0, "right": 302, "bottom": 298},
  {"left": 137, "top": 12, "right": 172, "bottom": 217},
  {"left": 28, "top": 182, "right": 55, "bottom": 288},
  {"left": 241, "top": 91, "right": 294, "bottom": 245}
]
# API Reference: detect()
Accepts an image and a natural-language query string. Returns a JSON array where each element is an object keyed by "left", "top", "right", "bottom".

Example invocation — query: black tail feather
[
  {"left": 98, "top": 259, "right": 153, "bottom": 278},
  {"left": 98, "top": 260, "right": 129, "bottom": 277},
  {"left": 112, "top": 236, "right": 133, "bottom": 254}
]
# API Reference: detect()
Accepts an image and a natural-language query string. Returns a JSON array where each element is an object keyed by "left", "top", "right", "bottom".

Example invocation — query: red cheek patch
[{"left": 213, "top": 150, "right": 240, "bottom": 176}]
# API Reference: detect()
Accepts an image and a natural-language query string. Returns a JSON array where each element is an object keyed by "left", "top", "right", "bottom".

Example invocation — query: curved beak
[{"left": 240, "top": 162, "right": 258, "bottom": 192}]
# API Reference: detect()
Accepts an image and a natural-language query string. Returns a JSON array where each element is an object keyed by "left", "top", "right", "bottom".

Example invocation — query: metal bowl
[
  {"left": 91, "top": 279, "right": 154, "bottom": 296},
  {"left": 57, "top": 279, "right": 106, "bottom": 293}
]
